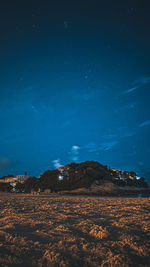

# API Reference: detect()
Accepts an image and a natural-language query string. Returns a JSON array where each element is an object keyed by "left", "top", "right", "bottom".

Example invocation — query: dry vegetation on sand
[{"left": 0, "top": 193, "right": 150, "bottom": 267}]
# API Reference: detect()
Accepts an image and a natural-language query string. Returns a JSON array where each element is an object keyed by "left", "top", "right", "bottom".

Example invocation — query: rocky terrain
[{"left": 0, "top": 193, "right": 150, "bottom": 266}]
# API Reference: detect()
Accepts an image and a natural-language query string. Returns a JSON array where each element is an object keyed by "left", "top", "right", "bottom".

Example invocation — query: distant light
[{"left": 58, "top": 175, "right": 63, "bottom": 181}]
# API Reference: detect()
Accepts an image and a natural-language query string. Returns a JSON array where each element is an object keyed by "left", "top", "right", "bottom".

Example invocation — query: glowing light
[{"left": 58, "top": 175, "right": 63, "bottom": 180}]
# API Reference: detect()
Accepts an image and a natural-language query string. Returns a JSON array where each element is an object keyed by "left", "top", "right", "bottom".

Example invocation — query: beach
[{"left": 0, "top": 193, "right": 150, "bottom": 266}]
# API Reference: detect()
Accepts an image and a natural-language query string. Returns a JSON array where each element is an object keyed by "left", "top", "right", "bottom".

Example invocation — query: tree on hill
[
  {"left": 24, "top": 161, "right": 149, "bottom": 193},
  {"left": 24, "top": 177, "right": 39, "bottom": 193},
  {"left": 64, "top": 161, "right": 112, "bottom": 190},
  {"left": 137, "top": 177, "right": 148, "bottom": 188},
  {"left": 39, "top": 170, "right": 59, "bottom": 192},
  {"left": 0, "top": 182, "right": 13, "bottom": 192},
  {"left": 129, "top": 171, "right": 136, "bottom": 179},
  {"left": 38, "top": 161, "right": 118, "bottom": 192},
  {"left": 15, "top": 182, "right": 25, "bottom": 193},
  {"left": 0, "top": 174, "right": 14, "bottom": 180}
]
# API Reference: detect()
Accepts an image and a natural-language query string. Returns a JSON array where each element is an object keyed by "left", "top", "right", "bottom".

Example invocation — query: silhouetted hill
[
  {"left": 65, "top": 161, "right": 112, "bottom": 189},
  {"left": 38, "top": 161, "right": 149, "bottom": 193},
  {"left": 0, "top": 161, "right": 149, "bottom": 194}
]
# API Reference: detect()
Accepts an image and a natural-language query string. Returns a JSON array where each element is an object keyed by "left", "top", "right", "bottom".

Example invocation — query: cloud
[
  {"left": 64, "top": 21, "right": 70, "bottom": 29},
  {"left": 52, "top": 159, "right": 62, "bottom": 169},
  {"left": 133, "top": 76, "right": 150, "bottom": 85},
  {"left": 72, "top": 145, "right": 80, "bottom": 151},
  {"left": 31, "top": 105, "right": 38, "bottom": 113},
  {"left": 102, "top": 134, "right": 118, "bottom": 139},
  {"left": 82, "top": 92, "right": 95, "bottom": 101},
  {"left": 121, "top": 131, "right": 135, "bottom": 138},
  {"left": 73, "top": 91, "right": 95, "bottom": 102},
  {"left": 139, "top": 120, "right": 150, "bottom": 127},
  {"left": 0, "top": 158, "right": 11, "bottom": 167},
  {"left": 122, "top": 86, "right": 139, "bottom": 95},
  {"left": 119, "top": 103, "right": 135, "bottom": 110},
  {"left": 138, "top": 161, "right": 144, "bottom": 166},
  {"left": 122, "top": 75, "right": 150, "bottom": 95},
  {"left": 84, "top": 130, "right": 134, "bottom": 154},
  {"left": 98, "top": 141, "right": 119, "bottom": 151},
  {"left": 60, "top": 120, "right": 71, "bottom": 129},
  {"left": 0, "top": 158, "right": 11, "bottom": 174},
  {"left": 103, "top": 130, "right": 134, "bottom": 141},
  {"left": 84, "top": 142, "right": 99, "bottom": 152},
  {"left": 69, "top": 145, "right": 80, "bottom": 162},
  {"left": 84, "top": 140, "right": 119, "bottom": 153},
  {"left": 31, "top": 104, "right": 47, "bottom": 115}
]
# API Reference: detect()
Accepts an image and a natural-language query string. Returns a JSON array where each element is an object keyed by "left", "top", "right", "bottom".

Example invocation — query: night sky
[{"left": 0, "top": 1, "right": 150, "bottom": 182}]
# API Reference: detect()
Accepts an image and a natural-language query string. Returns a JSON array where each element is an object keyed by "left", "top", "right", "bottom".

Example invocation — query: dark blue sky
[{"left": 0, "top": 1, "right": 150, "bottom": 181}]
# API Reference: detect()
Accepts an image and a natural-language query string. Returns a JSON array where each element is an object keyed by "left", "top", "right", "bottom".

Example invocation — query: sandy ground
[{"left": 0, "top": 193, "right": 150, "bottom": 267}]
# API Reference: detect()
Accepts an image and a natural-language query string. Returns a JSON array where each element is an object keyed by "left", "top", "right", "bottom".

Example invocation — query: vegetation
[
  {"left": 0, "top": 174, "right": 14, "bottom": 180},
  {"left": 113, "top": 177, "right": 148, "bottom": 188},
  {"left": 39, "top": 170, "right": 59, "bottom": 192},
  {"left": 0, "top": 161, "right": 149, "bottom": 193},
  {"left": 0, "top": 182, "right": 12, "bottom": 192}
]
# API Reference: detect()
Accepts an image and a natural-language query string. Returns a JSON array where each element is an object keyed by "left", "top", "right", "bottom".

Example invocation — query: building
[
  {"left": 111, "top": 168, "right": 138, "bottom": 181},
  {"left": 0, "top": 172, "right": 28, "bottom": 184},
  {"left": 16, "top": 174, "right": 28, "bottom": 183},
  {"left": 58, "top": 166, "right": 69, "bottom": 180},
  {"left": 0, "top": 177, "right": 17, "bottom": 183}
]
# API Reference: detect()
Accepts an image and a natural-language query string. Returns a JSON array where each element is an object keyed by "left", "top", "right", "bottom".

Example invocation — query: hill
[{"left": 0, "top": 161, "right": 149, "bottom": 194}]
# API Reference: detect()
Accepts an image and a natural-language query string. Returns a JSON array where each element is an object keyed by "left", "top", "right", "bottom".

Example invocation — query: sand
[{"left": 0, "top": 193, "right": 150, "bottom": 266}]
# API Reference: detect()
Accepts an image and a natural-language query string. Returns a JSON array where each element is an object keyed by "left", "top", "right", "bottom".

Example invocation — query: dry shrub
[
  {"left": 91, "top": 182, "right": 117, "bottom": 195},
  {"left": 43, "top": 250, "right": 60, "bottom": 263},
  {"left": 60, "top": 183, "right": 117, "bottom": 195},
  {"left": 42, "top": 250, "right": 69, "bottom": 267},
  {"left": 120, "top": 234, "right": 150, "bottom": 257},
  {"left": 55, "top": 224, "right": 70, "bottom": 232},
  {"left": 0, "top": 222, "right": 15, "bottom": 230},
  {"left": 0, "top": 255, "right": 21, "bottom": 266},
  {"left": 69, "top": 187, "right": 90, "bottom": 194},
  {"left": 101, "top": 252, "right": 129, "bottom": 267},
  {"left": 89, "top": 224, "right": 109, "bottom": 239}
]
